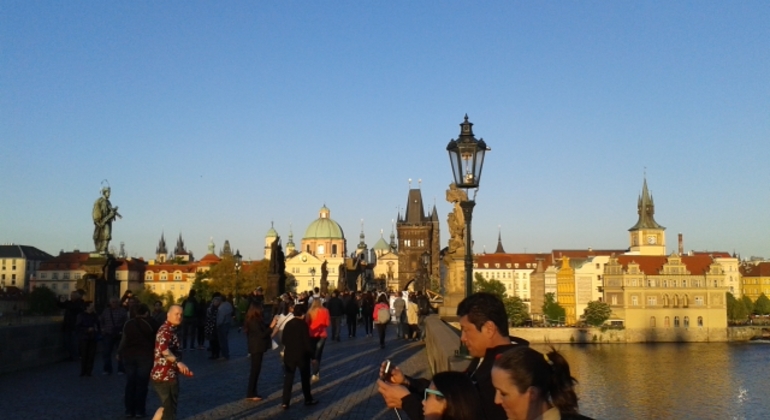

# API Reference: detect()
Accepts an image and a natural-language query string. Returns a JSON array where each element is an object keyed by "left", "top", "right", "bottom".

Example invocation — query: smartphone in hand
[{"left": 382, "top": 359, "right": 393, "bottom": 382}]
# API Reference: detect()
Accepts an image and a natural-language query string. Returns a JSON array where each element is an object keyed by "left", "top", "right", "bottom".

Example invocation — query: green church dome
[{"left": 303, "top": 205, "right": 345, "bottom": 240}]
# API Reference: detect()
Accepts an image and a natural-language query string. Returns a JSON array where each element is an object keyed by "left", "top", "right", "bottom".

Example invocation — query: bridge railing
[{"left": 424, "top": 314, "right": 472, "bottom": 375}]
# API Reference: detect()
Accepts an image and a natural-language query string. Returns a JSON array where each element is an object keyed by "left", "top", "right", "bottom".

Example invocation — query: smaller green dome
[
  {"left": 266, "top": 222, "right": 278, "bottom": 238},
  {"left": 373, "top": 237, "right": 389, "bottom": 251}
]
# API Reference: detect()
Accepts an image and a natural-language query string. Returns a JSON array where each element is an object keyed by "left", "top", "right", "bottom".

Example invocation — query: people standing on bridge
[
  {"left": 492, "top": 346, "right": 593, "bottom": 420},
  {"left": 373, "top": 293, "right": 391, "bottom": 349},
  {"left": 344, "top": 291, "right": 359, "bottom": 338},
  {"left": 417, "top": 291, "right": 431, "bottom": 340},
  {"left": 118, "top": 303, "right": 157, "bottom": 418},
  {"left": 76, "top": 302, "right": 100, "bottom": 376},
  {"left": 244, "top": 302, "right": 274, "bottom": 401},
  {"left": 406, "top": 293, "right": 420, "bottom": 340},
  {"left": 421, "top": 371, "right": 483, "bottom": 420},
  {"left": 150, "top": 305, "right": 193, "bottom": 420},
  {"left": 306, "top": 298, "right": 330, "bottom": 382},
  {"left": 392, "top": 291, "right": 406, "bottom": 340},
  {"left": 281, "top": 304, "right": 319, "bottom": 409},
  {"left": 361, "top": 292, "right": 374, "bottom": 338},
  {"left": 100, "top": 297, "right": 128, "bottom": 375},
  {"left": 59, "top": 290, "right": 86, "bottom": 361},
  {"left": 205, "top": 295, "right": 221, "bottom": 359},
  {"left": 180, "top": 290, "right": 199, "bottom": 351},
  {"left": 327, "top": 290, "right": 344, "bottom": 342},
  {"left": 216, "top": 295, "right": 234, "bottom": 360},
  {"left": 377, "top": 292, "right": 529, "bottom": 420},
  {"left": 152, "top": 301, "right": 167, "bottom": 326}
]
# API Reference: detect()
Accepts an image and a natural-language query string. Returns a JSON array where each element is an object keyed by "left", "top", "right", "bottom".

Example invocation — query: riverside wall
[{"left": 506, "top": 326, "right": 768, "bottom": 344}]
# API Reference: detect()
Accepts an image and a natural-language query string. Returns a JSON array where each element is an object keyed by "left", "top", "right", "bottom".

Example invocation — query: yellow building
[
  {"left": 556, "top": 257, "right": 577, "bottom": 325},
  {"left": 740, "top": 262, "right": 770, "bottom": 302},
  {"left": 604, "top": 253, "right": 728, "bottom": 330},
  {"left": 1, "top": 244, "right": 53, "bottom": 292}
]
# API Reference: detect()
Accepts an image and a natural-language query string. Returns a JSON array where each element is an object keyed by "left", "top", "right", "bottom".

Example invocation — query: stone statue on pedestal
[
  {"left": 445, "top": 183, "right": 467, "bottom": 257},
  {"left": 92, "top": 185, "right": 122, "bottom": 255}
]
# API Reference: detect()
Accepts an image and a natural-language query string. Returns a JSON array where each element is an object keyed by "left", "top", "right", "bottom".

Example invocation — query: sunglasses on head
[{"left": 424, "top": 388, "right": 444, "bottom": 401}]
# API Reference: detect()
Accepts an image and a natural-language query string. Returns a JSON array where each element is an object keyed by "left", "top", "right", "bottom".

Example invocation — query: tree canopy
[
  {"left": 755, "top": 293, "right": 770, "bottom": 316},
  {"left": 726, "top": 292, "right": 749, "bottom": 322},
  {"left": 584, "top": 300, "right": 612, "bottom": 326},
  {"left": 504, "top": 296, "right": 530, "bottom": 327},
  {"left": 473, "top": 273, "right": 507, "bottom": 298},
  {"left": 542, "top": 292, "right": 566, "bottom": 324}
]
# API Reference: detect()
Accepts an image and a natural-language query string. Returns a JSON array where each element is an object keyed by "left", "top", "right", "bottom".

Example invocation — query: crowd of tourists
[{"left": 59, "top": 286, "right": 593, "bottom": 420}]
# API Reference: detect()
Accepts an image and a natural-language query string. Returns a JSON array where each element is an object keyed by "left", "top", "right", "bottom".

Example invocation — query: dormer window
[
  {"left": 484, "top": 263, "right": 489, "bottom": 268},
  {"left": 515, "top": 263, "right": 519, "bottom": 268},
  {"left": 495, "top": 263, "right": 500, "bottom": 268}
]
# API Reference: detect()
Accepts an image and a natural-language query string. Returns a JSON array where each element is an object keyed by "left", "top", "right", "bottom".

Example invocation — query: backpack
[
  {"left": 377, "top": 307, "right": 391, "bottom": 324},
  {"left": 183, "top": 300, "right": 195, "bottom": 317}
]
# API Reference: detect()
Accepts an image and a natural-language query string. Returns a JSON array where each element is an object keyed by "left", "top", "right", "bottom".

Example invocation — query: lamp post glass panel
[
  {"left": 234, "top": 250, "right": 242, "bottom": 300},
  {"left": 446, "top": 115, "right": 489, "bottom": 298}
]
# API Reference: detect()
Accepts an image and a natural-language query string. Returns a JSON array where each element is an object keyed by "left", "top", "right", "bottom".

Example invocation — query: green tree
[
  {"left": 28, "top": 286, "right": 58, "bottom": 315},
  {"left": 191, "top": 271, "right": 213, "bottom": 303},
  {"left": 741, "top": 295, "right": 755, "bottom": 315},
  {"left": 584, "top": 300, "right": 612, "bottom": 327},
  {"left": 134, "top": 287, "right": 164, "bottom": 308},
  {"left": 207, "top": 254, "right": 238, "bottom": 297},
  {"left": 727, "top": 292, "right": 749, "bottom": 322},
  {"left": 755, "top": 293, "right": 770, "bottom": 315},
  {"left": 473, "top": 273, "right": 507, "bottom": 298},
  {"left": 162, "top": 291, "right": 176, "bottom": 309},
  {"left": 241, "top": 260, "right": 269, "bottom": 296},
  {"left": 542, "top": 293, "right": 566, "bottom": 325},
  {"left": 503, "top": 296, "right": 530, "bottom": 327}
]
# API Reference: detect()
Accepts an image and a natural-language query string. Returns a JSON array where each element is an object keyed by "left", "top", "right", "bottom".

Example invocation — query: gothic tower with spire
[
  {"left": 396, "top": 181, "right": 441, "bottom": 289},
  {"left": 628, "top": 178, "right": 666, "bottom": 255},
  {"left": 156, "top": 233, "right": 168, "bottom": 263}
]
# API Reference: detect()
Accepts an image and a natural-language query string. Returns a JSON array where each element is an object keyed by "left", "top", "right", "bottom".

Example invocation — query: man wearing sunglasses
[{"left": 377, "top": 292, "right": 528, "bottom": 420}]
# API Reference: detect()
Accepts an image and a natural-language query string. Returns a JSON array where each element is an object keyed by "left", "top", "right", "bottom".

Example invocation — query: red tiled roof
[
  {"left": 39, "top": 252, "right": 91, "bottom": 270},
  {"left": 552, "top": 249, "right": 626, "bottom": 259},
  {"left": 741, "top": 262, "right": 770, "bottom": 277},
  {"left": 199, "top": 253, "right": 221, "bottom": 264},
  {"left": 615, "top": 254, "right": 715, "bottom": 275}
]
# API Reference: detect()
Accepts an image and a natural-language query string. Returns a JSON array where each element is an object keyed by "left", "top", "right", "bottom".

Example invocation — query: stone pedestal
[
  {"left": 439, "top": 253, "right": 467, "bottom": 319},
  {"left": 77, "top": 254, "right": 120, "bottom": 312}
]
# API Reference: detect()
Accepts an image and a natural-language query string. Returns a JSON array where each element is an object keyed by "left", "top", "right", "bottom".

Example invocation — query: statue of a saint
[
  {"left": 92, "top": 186, "right": 121, "bottom": 255},
  {"left": 445, "top": 183, "right": 467, "bottom": 255}
]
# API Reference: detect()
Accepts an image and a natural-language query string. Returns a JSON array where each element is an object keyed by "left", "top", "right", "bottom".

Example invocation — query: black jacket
[
  {"left": 344, "top": 297, "right": 359, "bottom": 317},
  {"left": 281, "top": 317, "right": 313, "bottom": 366},
  {"left": 245, "top": 317, "right": 272, "bottom": 354},
  {"left": 401, "top": 340, "right": 528, "bottom": 420},
  {"left": 328, "top": 297, "right": 345, "bottom": 317},
  {"left": 118, "top": 316, "right": 157, "bottom": 361}
]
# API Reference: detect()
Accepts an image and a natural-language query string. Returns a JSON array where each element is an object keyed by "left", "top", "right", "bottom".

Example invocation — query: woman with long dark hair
[
  {"left": 421, "top": 371, "right": 483, "bottom": 420},
  {"left": 492, "top": 346, "right": 593, "bottom": 420},
  {"left": 244, "top": 302, "right": 274, "bottom": 401}
]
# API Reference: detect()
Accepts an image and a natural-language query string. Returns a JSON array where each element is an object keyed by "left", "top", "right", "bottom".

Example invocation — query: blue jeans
[
  {"left": 123, "top": 357, "right": 152, "bottom": 416},
  {"left": 152, "top": 380, "right": 179, "bottom": 420},
  {"left": 217, "top": 323, "right": 231, "bottom": 358}
]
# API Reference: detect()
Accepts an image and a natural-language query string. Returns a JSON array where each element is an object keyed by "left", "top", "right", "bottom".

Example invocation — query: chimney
[{"left": 678, "top": 233, "right": 683, "bottom": 255}]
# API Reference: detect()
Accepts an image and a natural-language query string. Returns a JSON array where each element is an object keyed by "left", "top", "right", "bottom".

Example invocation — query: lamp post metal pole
[{"left": 460, "top": 200, "right": 476, "bottom": 297}]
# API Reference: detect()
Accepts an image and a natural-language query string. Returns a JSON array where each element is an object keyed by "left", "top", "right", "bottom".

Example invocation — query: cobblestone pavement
[{"left": 1, "top": 326, "right": 428, "bottom": 420}]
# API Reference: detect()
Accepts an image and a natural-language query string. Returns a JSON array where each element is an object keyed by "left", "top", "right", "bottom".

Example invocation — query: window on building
[
  {"left": 697, "top": 316, "right": 703, "bottom": 327},
  {"left": 332, "top": 244, "right": 338, "bottom": 255},
  {"left": 650, "top": 317, "right": 656, "bottom": 327},
  {"left": 683, "top": 295, "right": 689, "bottom": 307},
  {"left": 695, "top": 296, "right": 704, "bottom": 306},
  {"left": 74, "top": 273, "right": 81, "bottom": 279},
  {"left": 317, "top": 245, "right": 325, "bottom": 254},
  {"left": 663, "top": 294, "right": 669, "bottom": 307},
  {"left": 664, "top": 316, "right": 670, "bottom": 327},
  {"left": 63, "top": 273, "right": 70, "bottom": 280},
  {"left": 647, "top": 296, "right": 657, "bottom": 306},
  {"left": 146, "top": 273, "right": 153, "bottom": 280},
  {"left": 51, "top": 283, "right": 57, "bottom": 290},
  {"left": 12, "top": 274, "right": 17, "bottom": 281},
  {"left": 674, "top": 316, "right": 680, "bottom": 327},
  {"left": 631, "top": 296, "right": 639, "bottom": 306},
  {"left": 170, "top": 284, "right": 175, "bottom": 290},
  {"left": 161, "top": 275, "right": 167, "bottom": 280},
  {"left": 714, "top": 280, "right": 718, "bottom": 287},
  {"left": 673, "top": 294, "right": 679, "bottom": 307},
  {"left": 151, "top": 284, "right": 156, "bottom": 290},
  {"left": 52, "top": 273, "right": 58, "bottom": 280},
  {"left": 683, "top": 280, "right": 687, "bottom": 287},
  {"left": 663, "top": 280, "right": 667, "bottom": 287},
  {"left": 684, "top": 316, "right": 690, "bottom": 328},
  {"left": 174, "top": 274, "right": 182, "bottom": 281},
  {"left": 63, "top": 284, "right": 69, "bottom": 290},
  {"left": 611, "top": 295, "right": 618, "bottom": 305}
]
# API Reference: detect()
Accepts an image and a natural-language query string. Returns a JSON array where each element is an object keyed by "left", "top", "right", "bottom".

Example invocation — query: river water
[{"left": 530, "top": 343, "right": 770, "bottom": 419}]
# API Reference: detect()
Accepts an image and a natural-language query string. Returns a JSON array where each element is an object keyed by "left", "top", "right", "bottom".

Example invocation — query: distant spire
[
  {"left": 358, "top": 219, "right": 366, "bottom": 249},
  {"left": 495, "top": 226, "right": 506, "bottom": 254},
  {"left": 629, "top": 176, "right": 665, "bottom": 231},
  {"left": 208, "top": 237, "right": 215, "bottom": 254},
  {"left": 156, "top": 232, "right": 168, "bottom": 255}
]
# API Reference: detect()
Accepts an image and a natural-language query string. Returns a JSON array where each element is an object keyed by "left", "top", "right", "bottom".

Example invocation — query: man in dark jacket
[
  {"left": 327, "top": 290, "right": 345, "bottom": 342},
  {"left": 280, "top": 304, "right": 318, "bottom": 409},
  {"left": 118, "top": 303, "right": 158, "bottom": 418},
  {"left": 59, "top": 291, "right": 86, "bottom": 360},
  {"left": 377, "top": 293, "right": 529, "bottom": 420},
  {"left": 180, "top": 290, "right": 198, "bottom": 350}
]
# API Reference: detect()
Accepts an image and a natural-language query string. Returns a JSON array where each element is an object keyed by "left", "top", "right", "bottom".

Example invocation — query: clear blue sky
[{"left": 2, "top": 1, "right": 768, "bottom": 260}]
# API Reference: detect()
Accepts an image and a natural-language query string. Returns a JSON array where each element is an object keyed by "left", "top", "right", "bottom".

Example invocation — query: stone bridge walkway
[{"left": 0, "top": 328, "right": 428, "bottom": 420}]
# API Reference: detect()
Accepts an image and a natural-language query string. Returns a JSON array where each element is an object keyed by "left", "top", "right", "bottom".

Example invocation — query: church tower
[
  {"left": 156, "top": 233, "right": 168, "bottom": 263},
  {"left": 396, "top": 181, "right": 440, "bottom": 289},
  {"left": 628, "top": 178, "right": 666, "bottom": 255},
  {"left": 264, "top": 222, "right": 278, "bottom": 260}
]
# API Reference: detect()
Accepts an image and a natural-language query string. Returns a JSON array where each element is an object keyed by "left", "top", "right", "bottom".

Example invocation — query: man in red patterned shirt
[{"left": 150, "top": 305, "right": 192, "bottom": 420}]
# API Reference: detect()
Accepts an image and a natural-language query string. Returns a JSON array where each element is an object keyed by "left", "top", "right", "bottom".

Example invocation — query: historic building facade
[
  {"left": 396, "top": 187, "right": 440, "bottom": 289},
  {"left": 0, "top": 244, "right": 52, "bottom": 291},
  {"left": 740, "top": 261, "right": 770, "bottom": 302}
]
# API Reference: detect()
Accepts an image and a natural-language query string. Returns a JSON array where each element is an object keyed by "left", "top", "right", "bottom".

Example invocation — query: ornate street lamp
[
  {"left": 234, "top": 250, "right": 242, "bottom": 301},
  {"left": 446, "top": 115, "right": 490, "bottom": 297},
  {"left": 421, "top": 250, "right": 431, "bottom": 291}
]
